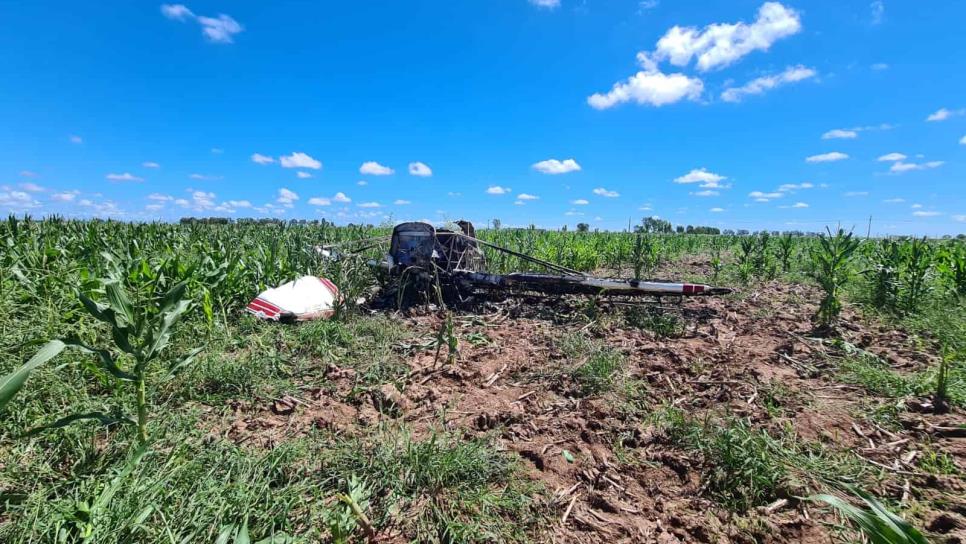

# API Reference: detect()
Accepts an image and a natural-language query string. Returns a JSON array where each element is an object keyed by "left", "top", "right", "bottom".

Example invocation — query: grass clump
[
  {"left": 321, "top": 427, "right": 543, "bottom": 543},
  {"left": 557, "top": 334, "right": 626, "bottom": 396},
  {"left": 651, "top": 407, "right": 871, "bottom": 512},
  {"left": 624, "top": 307, "right": 685, "bottom": 338}
]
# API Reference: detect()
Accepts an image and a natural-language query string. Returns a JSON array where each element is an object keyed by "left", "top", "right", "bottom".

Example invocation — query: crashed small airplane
[
  {"left": 357, "top": 221, "right": 730, "bottom": 300},
  {"left": 249, "top": 220, "right": 730, "bottom": 321}
]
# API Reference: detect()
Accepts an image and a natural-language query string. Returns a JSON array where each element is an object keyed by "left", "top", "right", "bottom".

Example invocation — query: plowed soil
[{"left": 222, "top": 266, "right": 965, "bottom": 543}]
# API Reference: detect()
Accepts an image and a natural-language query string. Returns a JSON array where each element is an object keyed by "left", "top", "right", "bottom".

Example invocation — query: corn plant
[
  {"left": 809, "top": 228, "right": 860, "bottom": 330},
  {"left": 0, "top": 276, "right": 200, "bottom": 445},
  {"left": 937, "top": 242, "right": 966, "bottom": 297},
  {"left": 775, "top": 233, "right": 795, "bottom": 274},
  {"left": 900, "top": 238, "right": 933, "bottom": 313},
  {"left": 809, "top": 487, "right": 927, "bottom": 544},
  {"left": 867, "top": 239, "right": 902, "bottom": 312}
]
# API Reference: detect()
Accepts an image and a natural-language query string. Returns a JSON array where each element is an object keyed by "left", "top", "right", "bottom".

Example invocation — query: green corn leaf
[
  {"left": 166, "top": 347, "right": 204, "bottom": 379},
  {"left": 809, "top": 488, "right": 928, "bottom": 544},
  {"left": 63, "top": 339, "right": 137, "bottom": 381},
  {"left": 0, "top": 340, "right": 66, "bottom": 412},
  {"left": 105, "top": 280, "right": 137, "bottom": 329},
  {"left": 159, "top": 281, "right": 188, "bottom": 314},
  {"left": 23, "top": 411, "right": 135, "bottom": 437}
]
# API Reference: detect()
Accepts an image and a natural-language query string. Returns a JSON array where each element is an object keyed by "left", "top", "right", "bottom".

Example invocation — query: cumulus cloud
[
  {"left": 517, "top": 193, "right": 540, "bottom": 201},
  {"left": 877, "top": 152, "right": 906, "bottom": 162},
  {"left": 532, "top": 158, "right": 582, "bottom": 174},
  {"left": 529, "top": 0, "right": 560, "bottom": 7},
  {"left": 843, "top": 191, "right": 869, "bottom": 197},
  {"left": 360, "top": 161, "right": 394, "bottom": 176},
  {"left": 106, "top": 172, "right": 144, "bottom": 182},
  {"left": 571, "top": 199, "right": 590, "bottom": 205},
  {"left": 358, "top": 202, "right": 381, "bottom": 208},
  {"left": 593, "top": 187, "right": 620, "bottom": 197},
  {"left": 486, "top": 186, "right": 511, "bottom": 195},
  {"left": 805, "top": 152, "right": 848, "bottom": 163},
  {"left": 408, "top": 162, "right": 432, "bottom": 177},
  {"left": 777, "top": 182, "right": 813, "bottom": 191},
  {"left": 791, "top": 202, "right": 808, "bottom": 208},
  {"left": 251, "top": 153, "right": 275, "bottom": 165},
  {"left": 276, "top": 188, "right": 299, "bottom": 207},
  {"left": 926, "top": 108, "right": 965, "bottom": 122},
  {"left": 691, "top": 189, "right": 719, "bottom": 197},
  {"left": 296, "top": 171, "right": 313, "bottom": 179},
  {"left": 51, "top": 190, "right": 80, "bottom": 202},
  {"left": 333, "top": 192, "right": 351, "bottom": 203},
  {"left": 143, "top": 161, "right": 161, "bottom": 168},
  {"left": 280, "top": 152, "right": 322, "bottom": 169},
  {"left": 953, "top": 214, "right": 966, "bottom": 222},
  {"left": 889, "top": 160, "right": 944, "bottom": 173},
  {"left": 189, "top": 173, "right": 221, "bottom": 180},
  {"left": 883, "top": 198, "right": 905, "bottom": 203},
  {"left": 709, "top": 207, "right": 725, "bottom": 212},
  {"left": 912, "top": 210, "right": 941, "bottom": 217},
  {"left": 643, "top": 2, "right": 802, "bottom": 73},
  {"left": 674, "top": 168, "right": 726, "bottom": 185},
  {"left": 721, "top": 65, "right": 816, "bottom": 102},
  {"left": 822, "top": 129, "right": 857, "bottom": 140},
  {"left": 19, "top": 182, "right": 44, "bottom": 192},
  {"left": 162, "top": 4, "right": 243, "bottom": 43},
  {"left": 748, "top": 191, "right": 783, "bottom": 202},
  {"left": 394, "top": 199, "right": 411, "bottom": 205},
  {"left": 588, "top": 71, "right": 703, "bottom": 109},
  {"left": 960, "top": 135, "right": 966, "bottom": 145},
  {"left": 308, "top": 197, "right": 331, "bottom": 206}
]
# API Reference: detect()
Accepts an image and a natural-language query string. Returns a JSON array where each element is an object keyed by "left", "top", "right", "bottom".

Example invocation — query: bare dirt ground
[{"left": 221, "top": 260, "right": 965, "bottom": 543}]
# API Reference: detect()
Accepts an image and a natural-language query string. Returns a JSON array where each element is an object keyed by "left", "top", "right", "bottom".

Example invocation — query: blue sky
[{"left": 1, "top": 0, "right": 964, "bottom": 235}]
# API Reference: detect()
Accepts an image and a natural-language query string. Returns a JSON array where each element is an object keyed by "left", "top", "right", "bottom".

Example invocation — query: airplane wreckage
[{"left": 247, "top": 221, "right": 732, "bottom": 321}]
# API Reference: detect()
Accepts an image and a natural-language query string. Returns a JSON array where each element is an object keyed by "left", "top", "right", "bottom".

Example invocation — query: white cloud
[
  {"left": 225, "top": 200, "right": 251, "bottom": 208},
  {"left": 593, "top": 187, "right": 619, "bottom": 197},
  {"left": 532, "top": 158, "right": 582, "bottom": 174},
  {"left": 357, "top": 180, "right": 368, "bottom": 186},
  {"left": 792, "top": 202, "right": 809, "bottom": 208},
  {"left": 486, "top": 186, "right": 511, "bottom": 195},
  {"left": 588, "top": 71, "right": 704, "bottom": 109},
  {"left": 51, "top": 190, "right": 80, "bottom": 202},
  {"left": 359, "top": 161, "right": 394, "bottom": 176},
  {"left": 517, "top": 193, "right": 540, "bottom": 201},
  {"left": 870, "top": 1, "right": 884, "bottom": 24},
  {"left": 296, "top": 171, "right": 313, "bottom": 179},
  {"left": 394, "top": 199, "right": 411, "bottom": 205},
  {"left": 276, "top": 188, "right": 299, "bottom": 207},
  {"left": 251, "top": 153, "right": 275, "bottom": 165},
  {"left": 161, "top": 4, "right": 193, "bottom": 19},
  {"left": 69, "top": 135, "right": 83, "bottom": 144},
  {"left": 926, "top": 108, "right": 965, "bottom": 122},
  {"left": 960, "top": 135, "right": 966, "bottom": 145},
  {"left": 408, "top": 161, "right": 433, "bottom": 177},
  {"left": 749, "top": 191, "right": 783, "bottom": 201},
  {"left": 106, "top": 172, "right": 144, "bottom": 182},
  {"left": 19, "top": 182, "right": 44, "bottom": 192},
  {"left": 571, "top": 199, "right": 590, "bottom": 205},
  {"left": 912, "top": 211, "right": 941, "bottom": 217},
  {"left": 822, "top": 129, "right": 858, "bottom": 140},
  {"left": 308, "top": 197, "right": 331, "bottom": 206},
  {"left": 911, "top": 203, "right": 923, "bottom": 209},
  {"left": 189, "top": 173, "right": 221, "bottom": 180},
  {"left": 280, "top": 152, "right": 322, "bottom": 169},
  {"left": 889, "top": 160, "right": 944, "bottom": 173},
  {"left": 692, "top": 189, "right": 719, "bottom": 197},
  {"left": 721, "top": 65, "right": 816, "bottom": 102},
  {"left": 877, "top": 152, "right": 906, "bottom": 162},
  {"left": 777, "top": 182, "right": 813, "bottom": 191},
  {"left": 709, "top": 207, "right": 725, "bottom": 212},
  {"left": 871, "top": 62, "right": 889, "bottom": 70},
  {"left": 674, "top": 168, "right": 726, "bottom": 185},
  {"left": 883, "top": 198, "right": 905, "bottom": 203},
  {"left": 142, "top": 161, "right": 160, "bottom": 168},
  {"left": 0, "top": 190, "right": 39, "bottom": 209},
  {"left": 358, "top": 202, "right": 381, "bottom": 208},
  {"left": 148, "top": 193, "right": 174, "bottom": 202},
  {"left": 20, "top": 170, "right": 38, "bottom": 178},
  {"left": 162, "top": 5, "right": 243, "bottom": 43},
  {"left": 564, "top": 210, "right": 585, "bottom": 216},
  {"left": 333, "top": 192, "right": 351, "bottom": 203},
  {"left": 529, "top": 0, "right": 560, "bottom": 8},
  {"left": 953, "top": 214, "right": 966, "bottom": 222},
  {"left": 843, "top": 191, "right": 869, "bottom": 197},
  {"left": 643, "top": 2, "right": 801, "bottom": 73},
  {"left": 805, "top": 152, "right": 848, "bottom": 163}
]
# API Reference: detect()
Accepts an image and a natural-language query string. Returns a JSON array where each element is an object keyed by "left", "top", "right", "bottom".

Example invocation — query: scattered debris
[{"left": 246, "top": 276, "right": 340, "bottom": 322}]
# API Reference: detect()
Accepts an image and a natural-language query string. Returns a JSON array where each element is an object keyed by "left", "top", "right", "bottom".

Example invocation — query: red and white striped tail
[{"left": 246, "top": 276, "right": 340, "bottom": 321}]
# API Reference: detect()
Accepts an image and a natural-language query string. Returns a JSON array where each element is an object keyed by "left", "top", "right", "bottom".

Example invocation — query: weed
[{"left": 624, "top": 307, "right": 685, "bottom": 337}]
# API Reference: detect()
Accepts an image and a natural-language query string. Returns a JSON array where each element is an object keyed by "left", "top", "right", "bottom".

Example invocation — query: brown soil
[{"left": 219, "top": 266, "right": 965, "bottom": 543}]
